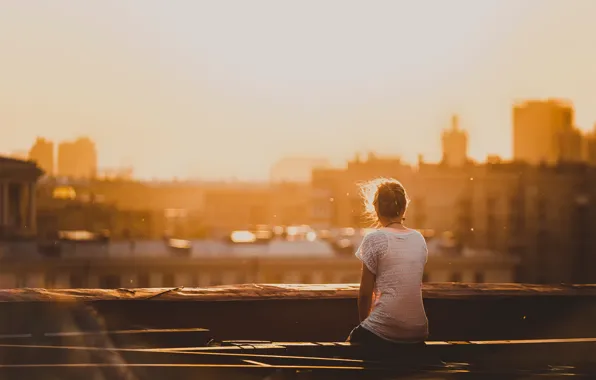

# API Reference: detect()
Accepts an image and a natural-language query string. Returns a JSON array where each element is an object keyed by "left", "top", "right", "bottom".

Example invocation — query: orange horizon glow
[{"left": 3, "top": 1, "right": 596, "bottom": 180}]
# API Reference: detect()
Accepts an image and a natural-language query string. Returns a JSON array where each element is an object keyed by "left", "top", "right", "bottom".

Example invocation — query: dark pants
[{"left": 347, "top": 325, "right": 427, "bottom": 361}]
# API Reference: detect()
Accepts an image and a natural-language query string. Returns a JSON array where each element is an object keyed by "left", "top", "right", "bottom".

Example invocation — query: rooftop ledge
[
  {"left": 0, "top": 283, "right": 595, "bottom": 343},
  {"left": 1, "top": 283, "right": 596, "bottom": 302}
]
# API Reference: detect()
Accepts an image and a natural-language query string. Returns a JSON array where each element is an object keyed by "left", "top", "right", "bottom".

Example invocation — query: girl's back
[{"left": 356, "top": 227, "right": 429, "bottom": 342}]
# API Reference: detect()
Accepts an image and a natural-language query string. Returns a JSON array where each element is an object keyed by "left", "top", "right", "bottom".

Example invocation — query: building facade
[
  {"left": 28, "top": 137, "right": 54, "bottom": 176},
  {"left": 0, "top": 156, "right": 44, "bottom": 239},
  {"left": 309, "top": 156, "right": 596, "bottom": 284},
  {"left": 57, "top": 137, "right": 97, "bottom": 179},
  {"left": 513, "top": 99, "right": 579, "bottom": 165},
  {"left": 0, "top": 239, "right": 518, "bottom": 289},
  {"left": 202, "top": 185, "right": 272, "bottom": 236},
  {"left": 441, "top": 115, "right": 468, "bottom": 167}
]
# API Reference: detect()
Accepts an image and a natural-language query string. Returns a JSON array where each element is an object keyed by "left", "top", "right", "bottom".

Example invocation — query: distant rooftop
[
  {"left": 0, "top": 238, "right": 338, "bottom": 259},
  {"left": 513, "top": 98, "right": 574, "bottom": 108},
  {"left": 0, "top": 155, "right": 45, "bottom": 179}
]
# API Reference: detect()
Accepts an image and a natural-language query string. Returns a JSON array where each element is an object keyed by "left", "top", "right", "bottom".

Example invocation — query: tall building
[
  {"left": 513, "top": 99, "right": 578, "bottom": 165},
  {"left": 584, "top": 124, "right": 596, "bottom": 166},
  {"left": 57, "top": 137, "right": 97, "bottom": 179},
  {"left": 558, "top": 127, "right": 584, "bottom": 163},
  {"left": 28, "top": 137, "right": 54, "bottom": 176},
  {"left": 441, "top": 115, "right": 468, "bottom": 167}
]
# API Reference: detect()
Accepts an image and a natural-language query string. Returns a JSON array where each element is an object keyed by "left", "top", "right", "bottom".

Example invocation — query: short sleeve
[{"left": 355, "top": 231, "right": 388, "bottom": 275}]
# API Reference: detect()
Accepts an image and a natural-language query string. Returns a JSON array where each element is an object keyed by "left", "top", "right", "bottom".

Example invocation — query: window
[
  {"left": 163, "top": 273, "right": 175, "bottom": 287},
  {"left": 70, "top": 274, "right": 85, "bottom": 288},
  {"left": 15, "top": 275, "right": 27, "bottom": 288},
  {"left": 99, "top": 275, "right": 121, "bottom": 289},
  {"left": 46, "top": 273, "right": 56, "bottom": 288},
  {"left": 301, "top": 274, "right": 312, "bottom": 284},
  {"left": 340, "top": 275, "right": 358, "bottom": 283},
  {"left": 210, "top": 273, "right": 222, "bottom": 286},
  {"left": 457, "top": 197, "right": 473, "bottom": 236},
  {"left": 412, "top": 197, "right": 427, "bottom": 228},
  {"left": 322, "top": 273, "right": 334, "bottom": 284},
  {"left": 486, "top": 197, "right": 497, "bottom": 214},
  {"left": 536, "top": 229, "right": 549, "bottom": 252},
  {"left": 449, "top": 272, "right": 462, "bottom": 282},
  {"left": 137, "top": 273, "right": 150, "bottom": 288},
  {"left": 486, "top": 213, "right": 497, "bottom": 229},
  {"left": 537, "top": 198, "right": 547, "bottom": 220},
  {"left": 474, "top": 272, "right": 485, "bottom": 283},
  {"left": 351, "top": 198, "right": 364, "bottom": 226},
  {"left": 509, "top": 195, "right": 525, "bottom": 232},
  {"left": 486, "top": 213, "right": 497, "bottom": 248},
  {"left": 459, "top": 198, "right": 472, "bottom": 213},
  {"left": 235, "top": 273, "right": 246, "bottom": 285},
  {"left": 508, "top": 245, "right": 526, "bottom": 257}
]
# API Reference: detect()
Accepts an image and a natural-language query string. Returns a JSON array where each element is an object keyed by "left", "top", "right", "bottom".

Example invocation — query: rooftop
[
  {"left": 2, "top": 239, "right": 339, "bottom": 259},
  {"left": 0, "top": 283, "right": 595, "bottom": 379},
  {"left": 0, "top": 155, "right": 44, "bottom": 179},
  {"left": 0, "top": 233, "right": 518, "bottom": 263}
]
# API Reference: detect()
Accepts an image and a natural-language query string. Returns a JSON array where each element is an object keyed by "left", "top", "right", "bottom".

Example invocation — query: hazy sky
[{"left": 2, "top": 0, "right": 596, "bottom": 180}]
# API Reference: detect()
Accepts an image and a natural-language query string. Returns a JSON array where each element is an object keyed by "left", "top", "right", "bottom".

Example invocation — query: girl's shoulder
[
  {"left": 362, "top": 229, "right": 389, "bottom": 246},
  {"left": 378, "top": 227, "right": 420, "bottom": 238}
]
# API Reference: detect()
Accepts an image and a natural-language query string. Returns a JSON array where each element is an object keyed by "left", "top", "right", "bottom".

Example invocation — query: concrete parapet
[{"left": 0, "top": 283, "right": 594, "bottom": 342}]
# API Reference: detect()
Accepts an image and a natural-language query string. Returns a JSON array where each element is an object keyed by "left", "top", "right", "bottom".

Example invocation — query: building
[
  {"left": 57, "top": 137, "right": 97, "bottom": 179},
  {"left": 441, "top": 115, "right": 468, "bottom": 167},
  {"left": 584, "top": 125, "right": 596, "bottom": 166},
  {"left": 75, "top": 179, "right": 205, "bottom": 212},
  {"left": 513, "top": 99, "right": 577, "bottom": 165},
  {"left": 35, "top": 191, "right": 164, "bottom": 241},
  {"left": 270, "top": 182, "right": 312, "bottom": 226},
  {"left": 311, "top": 154, "right": 413, "bottom": 229},
  {"left": 310, "top": 167, "right": 342, "bottom": 229},
  {"left": 558, "top": 127, "right": 584, "bottom": 163},
  {"left": 28, "top": 137, "right": 54, "bottom": 176},
  {"left": 310, "top": 155, "right": 596, "bottom": 284},
  {"left": 270, "top": 157, "right": 330, "bottom": 183},
  {"left": 0, "top": 235, "right": 518, "bottom": 289},
  {"left": 0, "top": 156, "right": 44, "bottom": 239},
  {"left": 202, "top": 184, "right": 272, "bottom": 236}
]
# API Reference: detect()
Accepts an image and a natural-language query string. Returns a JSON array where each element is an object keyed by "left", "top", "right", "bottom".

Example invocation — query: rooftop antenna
[{"left": 451, "top": 114, "right": 459, "bottom": 130}]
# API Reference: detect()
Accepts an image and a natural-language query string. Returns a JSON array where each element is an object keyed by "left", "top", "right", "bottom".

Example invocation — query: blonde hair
[{"left": 359, "top": 177, "right": 410, "bottom": 227}]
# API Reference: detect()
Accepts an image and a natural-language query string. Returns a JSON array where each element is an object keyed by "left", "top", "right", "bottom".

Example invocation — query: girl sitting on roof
[{"left": 347, "top": 178, "right": 429, "bottom": 349}]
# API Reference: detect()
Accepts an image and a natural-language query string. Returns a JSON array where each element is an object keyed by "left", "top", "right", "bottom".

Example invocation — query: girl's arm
[{"left": 358, "top": 263, "right": 376, "bottom": 322}]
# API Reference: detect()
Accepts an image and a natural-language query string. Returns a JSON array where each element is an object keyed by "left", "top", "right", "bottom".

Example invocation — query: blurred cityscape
[{"left": 1, "top": 98, "right": 596, "bottom": 289}]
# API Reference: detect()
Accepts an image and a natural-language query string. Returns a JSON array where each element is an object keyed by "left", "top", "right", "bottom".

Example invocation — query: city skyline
[
  {"left": 7, "top": 96, "right": 596, "bottom": 182},
  {"left": 3, "top": 1, "right": 596, "bottom": 180}
]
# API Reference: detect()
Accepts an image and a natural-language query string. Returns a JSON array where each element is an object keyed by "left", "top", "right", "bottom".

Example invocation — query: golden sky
[{"left": 1, "top": 0, "right": 596, "bottom": 180}]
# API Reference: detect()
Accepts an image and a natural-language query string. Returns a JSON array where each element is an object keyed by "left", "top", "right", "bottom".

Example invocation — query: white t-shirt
[{"left": 355, "top": 228, "right": 429, "bottom": 342}]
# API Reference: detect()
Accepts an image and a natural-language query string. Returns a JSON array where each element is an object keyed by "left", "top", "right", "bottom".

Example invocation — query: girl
[{"left": 348, "top": 178, "right": 429, "bottom": 348}]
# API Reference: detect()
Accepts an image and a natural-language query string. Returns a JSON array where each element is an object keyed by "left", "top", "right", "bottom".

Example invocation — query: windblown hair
[{"left": 359, "top": 177, "right": 410, "bottom": 226}]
